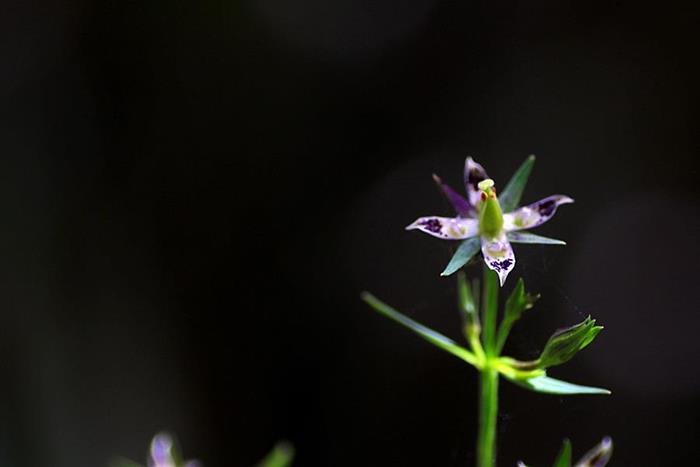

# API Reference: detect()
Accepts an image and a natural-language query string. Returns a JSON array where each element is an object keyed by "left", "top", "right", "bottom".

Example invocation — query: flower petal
[
  {"left": 575, "top": 437, "right": 613, "bottom": 467},
  {"left": 503, "top": 195, "right": 574, "bottom": 231},
  {"left": 481, "top": 233, "right": 516, "bottom": 286},
  {"left": 406, "top": 216, "right": 479, "bottom": 239},
  {"left": 432, "top": 174, "right": 472, "bottom": 217},
  {"left": 150, "top": 433, "right": 176, "bottom": 467},
  {"left": 463, "top": 157, "right": 489, "bottom": 210}
]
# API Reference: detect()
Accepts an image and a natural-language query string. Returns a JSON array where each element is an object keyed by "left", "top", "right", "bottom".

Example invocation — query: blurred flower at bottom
[
  {"left": 148, "top": 432, "right": 201, "bottom": 467},
  {"left": 110, "top": 432, "right": 294, "bottom": 467}
]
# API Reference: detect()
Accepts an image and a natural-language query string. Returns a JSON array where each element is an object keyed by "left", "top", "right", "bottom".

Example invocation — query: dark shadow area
[{"left": 0, "top": 1, "right": 698, "bottom": 465}]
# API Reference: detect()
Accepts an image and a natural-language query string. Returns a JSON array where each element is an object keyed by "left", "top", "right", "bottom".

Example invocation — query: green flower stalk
[{"left": 363, "top": 156, "right": 611, "bottom": 467}]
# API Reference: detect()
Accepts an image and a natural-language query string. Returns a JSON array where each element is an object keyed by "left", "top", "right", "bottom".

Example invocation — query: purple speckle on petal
[
  {"left": 489, "top": 259, "right": 513, "bottom": 272},
  {"left": 468, "top": 168, "right": 483, "bottom": 190},
  {"left": 538, "top": 199, "right": 557, "bottom": 217},
  {"left": 421, "top": 218, "right": 442, "bottom": 233}
]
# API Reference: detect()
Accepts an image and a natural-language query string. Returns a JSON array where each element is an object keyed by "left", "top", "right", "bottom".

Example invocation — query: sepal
[
  {"left": 506, "top": 231, "right": 566, "bottom": 245},
  {"left": 441, "top": 237, "right": 481, "bottom": 276},
  {"left": 512, "top": 374, "right": 611, "bottom": 395},
  {"left": 499, "top": 155, "right": 535, "bottom": 213}
]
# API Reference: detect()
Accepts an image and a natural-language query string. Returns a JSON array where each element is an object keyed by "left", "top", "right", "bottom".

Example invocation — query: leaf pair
[{"left": 361, "top": 291, "right": 609, "bottom": 395}]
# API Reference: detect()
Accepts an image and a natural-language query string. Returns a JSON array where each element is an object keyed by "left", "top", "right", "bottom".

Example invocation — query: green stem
[
  {"left": 476, "top": 367, "right": 499, "bottom": 467},
  {"left": 477, "top": 266, "right": 500, "bottom": 467},
  {"left": 481, "top": 267, "right": 499, "bottom": 357}
]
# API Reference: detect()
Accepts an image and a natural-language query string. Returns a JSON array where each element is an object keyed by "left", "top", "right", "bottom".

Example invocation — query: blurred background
[{"left": 1, "top": 1, "right": 698, "bottom": 466}]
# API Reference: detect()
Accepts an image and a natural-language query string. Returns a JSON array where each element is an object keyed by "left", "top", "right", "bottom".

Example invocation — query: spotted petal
[
  {"left": 503, "top": 195, "right": 574, "bottom": 231},
  {"left": 432, "top": 174, "right": 472, "bottom": 217},
  {"left": 406, "top": 216, "right": 479, "bottom": 240},
  {"left": 481, "top": 233, "right": 516, "bottom": 286},
  {"left": 463, "top": 157, "right": 489, "bottom": 210}
]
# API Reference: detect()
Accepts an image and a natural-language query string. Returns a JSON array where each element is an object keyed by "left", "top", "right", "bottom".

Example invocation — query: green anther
[{"left": 478, "top": 179, "right": 504, "bottom": 239}]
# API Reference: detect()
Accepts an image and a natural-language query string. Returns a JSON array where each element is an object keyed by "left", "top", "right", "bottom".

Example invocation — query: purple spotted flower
[{"left": 406, "top": 156, "right": 573, "bottom": 286}]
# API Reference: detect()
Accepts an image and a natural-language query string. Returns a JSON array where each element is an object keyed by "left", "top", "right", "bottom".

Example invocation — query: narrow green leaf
[
  {"left": 257, "top": 441, "right": 295, "bottom": 467},
  {"left": 514, "top": 375, "right": 611, "bottom": 395},
  {"left": 361, "top": 292, "right": 478, "bottom": 366},
  {"left": 538, "top": 317, "right": 602, "bottom": 369},
  {"left": 441, "top": 237, "right": 481, "bottom": 276},
  {"left": 499, "top": 155, "right": 535, "bottom": 212},
  {"left": 495, "top": 278, "right": 539, "bottom": 353},
  {"left": 506, "top": 231, "right": 566, "bottom": 245},
  {"left": 553, "top": 439, "right": 572, "bottom": 467}
]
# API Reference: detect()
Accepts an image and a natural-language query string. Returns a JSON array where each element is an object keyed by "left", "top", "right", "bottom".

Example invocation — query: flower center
[{"left": 478, "top": 179, "right": 504, "bottom": 238}]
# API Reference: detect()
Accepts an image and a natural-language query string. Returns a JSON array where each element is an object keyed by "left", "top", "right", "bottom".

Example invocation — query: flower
[
  {"left": 406, "top": 156, "right": 573, "bottom": 286},
  {"left": 149, "top": 433, "right": 201, "bottom": 467}
]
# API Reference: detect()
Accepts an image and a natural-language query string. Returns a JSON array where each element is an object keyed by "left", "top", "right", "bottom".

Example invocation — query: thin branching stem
[{"left": 477, "top": 266, "right": 500, "bottom": 467}]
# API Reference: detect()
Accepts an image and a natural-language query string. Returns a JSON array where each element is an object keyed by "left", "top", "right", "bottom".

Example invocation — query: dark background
[{"left": 1, "top": 1, "right": 698, "bottom": 466}]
